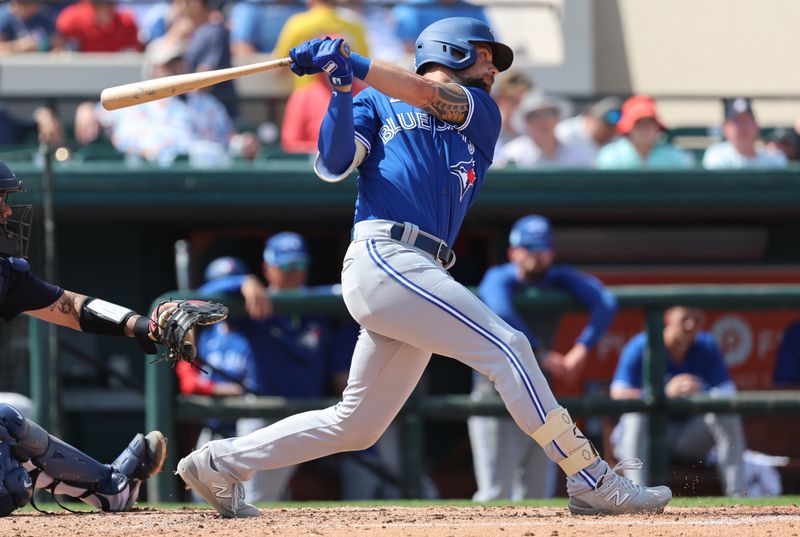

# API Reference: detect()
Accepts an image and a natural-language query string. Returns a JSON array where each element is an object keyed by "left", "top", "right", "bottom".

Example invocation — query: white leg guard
[{"left": 531, "top": 407, "right": 599, "bottom": 476}]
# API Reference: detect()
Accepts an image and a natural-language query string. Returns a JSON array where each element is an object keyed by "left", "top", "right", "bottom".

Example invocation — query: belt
[{"left": 388, "top": 222, "right": 456, "bottom": 270}]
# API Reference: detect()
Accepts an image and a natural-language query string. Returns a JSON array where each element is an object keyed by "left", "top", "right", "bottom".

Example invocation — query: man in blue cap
[
  {"left": 469, "top": 215, "right": 618, "bottom": 501},
  {"left": 190, "top": 233, "right": 363, "bottom": 502}
]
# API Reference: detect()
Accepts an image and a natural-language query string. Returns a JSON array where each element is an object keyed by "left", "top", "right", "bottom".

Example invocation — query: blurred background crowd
[{"left": 1, "top": 0, "right": 800, "bottom": 505}]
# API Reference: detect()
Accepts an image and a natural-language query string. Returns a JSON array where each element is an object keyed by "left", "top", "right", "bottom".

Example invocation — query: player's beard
[{"left": 453, "top": 73, "right": 492, "bottom": 93}]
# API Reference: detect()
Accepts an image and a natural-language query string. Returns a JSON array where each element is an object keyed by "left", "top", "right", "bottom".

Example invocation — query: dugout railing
[{"left": 136, "top": 284, "right": 800, "bottom": 502}]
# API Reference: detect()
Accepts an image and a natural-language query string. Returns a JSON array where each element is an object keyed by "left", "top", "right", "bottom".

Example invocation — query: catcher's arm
[{"left": 26, "top": 291, "right": 229, "bottom": 364}]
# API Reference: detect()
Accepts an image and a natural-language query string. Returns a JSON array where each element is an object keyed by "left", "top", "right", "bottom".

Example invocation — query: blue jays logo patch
[{"left": 450, "top": 159, "right": 476, "bottom": 201}]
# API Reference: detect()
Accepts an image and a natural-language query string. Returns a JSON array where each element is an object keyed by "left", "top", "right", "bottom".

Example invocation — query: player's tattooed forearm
[
  {"left": 50, "top": 293, "right": 78, "bottom": 320},
  {"left": 422, "top": 83, "right": 469, "bottom": 125}
]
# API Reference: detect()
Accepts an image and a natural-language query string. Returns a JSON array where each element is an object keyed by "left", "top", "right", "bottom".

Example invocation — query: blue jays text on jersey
[{"left": 351, "top": 84, "right": 501, "bottom": 246}]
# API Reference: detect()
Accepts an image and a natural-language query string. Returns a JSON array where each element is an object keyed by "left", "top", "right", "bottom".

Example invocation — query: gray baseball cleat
[
  {"left": 566, "top": 459, "right": 672, "bottom": 515},
  {"left": 176, "top": 445, "right": 260, "bottom": 518}
]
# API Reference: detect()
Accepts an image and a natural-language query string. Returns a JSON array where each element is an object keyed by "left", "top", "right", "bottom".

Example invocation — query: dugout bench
[{"left": 137, "top": 284, "right": 800, "bottom": 502}]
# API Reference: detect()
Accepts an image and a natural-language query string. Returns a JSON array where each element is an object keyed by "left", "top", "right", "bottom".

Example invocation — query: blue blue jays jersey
[
  {"left": 0, "top": 256, "right": 63, "bottom": 321},
  {"left": 199, "top": 276, "right": 356, "bottom": 397},
  {"left": 478, "top": 263, "right": 617, "bottom": 351},
  {"left": 352, "top": 85, "right": 501, "bottom": 246},
  {"left": 612, "top": 331, "right": 731, "bottom": 393}
]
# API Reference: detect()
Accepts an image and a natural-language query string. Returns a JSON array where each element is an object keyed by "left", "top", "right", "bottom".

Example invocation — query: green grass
[{"left": 18, "top": 496, "right": 800, "bottom": 513}]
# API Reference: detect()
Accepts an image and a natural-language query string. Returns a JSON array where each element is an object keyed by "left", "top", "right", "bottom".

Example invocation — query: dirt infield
[{"left": 2, "top": 505, "right": 800, "bottom": 537}]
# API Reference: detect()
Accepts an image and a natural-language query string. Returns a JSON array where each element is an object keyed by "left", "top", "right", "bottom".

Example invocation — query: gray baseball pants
[{"left": 207, "top": 221, "right": 598, "bottom": 490}]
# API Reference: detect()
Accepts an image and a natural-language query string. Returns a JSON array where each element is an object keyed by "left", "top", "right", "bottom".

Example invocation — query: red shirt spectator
[
  {"left": 56, "top": 0, "right": 141, "bottom": 52},
  {"left": 281, "top": 74, "right": 363, "bottom": 154}
]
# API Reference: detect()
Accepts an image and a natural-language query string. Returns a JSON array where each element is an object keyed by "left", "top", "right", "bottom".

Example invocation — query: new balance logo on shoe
[
  {"left": 212, "top": 483, "right": 231, "bottom": 499},
  {"left": 605, "top": 488, "right": 630, "bottom": 507}
]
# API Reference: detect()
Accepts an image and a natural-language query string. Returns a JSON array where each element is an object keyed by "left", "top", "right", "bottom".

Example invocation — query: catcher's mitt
[{"left": 147, "top": 300, "right": 229, "bottom": 365}]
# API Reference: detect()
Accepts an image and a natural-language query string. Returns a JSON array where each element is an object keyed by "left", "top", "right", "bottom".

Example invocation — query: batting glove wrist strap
[
  {"left": 313, "top": 38, "right": 353, "bottom": 87},
  {"left": 349, "top": 52, "right": 371, "bottom": 81}
]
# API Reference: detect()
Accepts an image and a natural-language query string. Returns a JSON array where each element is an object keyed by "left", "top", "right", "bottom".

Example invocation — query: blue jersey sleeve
[
  {"left": 455, "top": 86, "right": 501, "bottom": 162},
  {"left": 477, "top": 263, "right": 539, "bottom": 349},
  {"left": 548, "top": 266, "right": 617, "bottom": 349},
  {"left": 612, "top": 333, "right": 646, "bottom": 390},
  {"left": 0, "top": 259, "right": 63, "bottom": 321},
  {"left": 352, "top": 90, "right": 379, "bottom": 156},
  {"left": 695, "top": 332, "right": 731, "bottom": 388},
  {"left": 774, "top": 321, "right": 800, "bottom": 385}
]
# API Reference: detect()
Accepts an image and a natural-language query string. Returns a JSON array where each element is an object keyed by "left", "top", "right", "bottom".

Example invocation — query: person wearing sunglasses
[{"left": 556, "top": 96, "right": 622, "bottom": 162}]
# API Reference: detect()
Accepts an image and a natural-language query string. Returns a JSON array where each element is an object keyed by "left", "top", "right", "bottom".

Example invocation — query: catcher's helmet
[
  {"left": 0, "top": 160, "right": 32, "bottom": 259},
  {"left": 414, "top": 17, "right": 513, "bottom": 74}
]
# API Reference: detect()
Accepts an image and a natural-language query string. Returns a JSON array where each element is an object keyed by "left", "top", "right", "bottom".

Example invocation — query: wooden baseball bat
[{"left": 100, "top": 56, "right": 293, "bottom": 111}]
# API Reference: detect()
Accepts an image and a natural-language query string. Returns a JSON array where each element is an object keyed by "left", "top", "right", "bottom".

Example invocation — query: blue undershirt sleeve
[{"left": 318, "top": 89, "right": 356, "bottom": 176}]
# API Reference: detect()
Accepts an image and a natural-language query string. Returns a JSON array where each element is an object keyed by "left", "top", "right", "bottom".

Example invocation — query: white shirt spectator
[
  {"left": 498, "top": 135, "right": 595, "bottom": 168},
  {"left": 556, "top": 115, "right": 600, "bottom": 161},
  {"left": 702, "top": 141, "right": 788, "bottom": 169}
]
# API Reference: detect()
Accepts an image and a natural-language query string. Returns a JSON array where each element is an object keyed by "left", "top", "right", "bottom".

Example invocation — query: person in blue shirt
[
  {"left": 177, "top": 259, "right": 253, "bottom": 439},
  {"left": 469, "top": 215, "right": 617, "bottom": 500},
  {"left": 392, "top": 0, "right": 489, "bottom": 53},
  {"left": 178, "top": 17, "right": 672, "bottom": 517},
  {"left": 773, "top": 319, "right": 800, "bottom": 386},
  {"left": 610, "top": 306, "right": 747, "bottom": 496},
  {"left": 195, "top": 233, "right": 363, "bottom": 502},
  {"left": 229, "top": 0, "right": 305, "bottom": 57}
]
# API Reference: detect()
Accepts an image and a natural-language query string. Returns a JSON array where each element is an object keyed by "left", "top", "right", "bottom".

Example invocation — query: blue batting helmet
[{"left": 414, "top": 17, "right": 513, "bottom": 74}]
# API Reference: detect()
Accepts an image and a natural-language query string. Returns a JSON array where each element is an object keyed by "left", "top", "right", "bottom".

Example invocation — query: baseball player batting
[{"left": 177, "top": 17, "right": 672, "bottom": 517}]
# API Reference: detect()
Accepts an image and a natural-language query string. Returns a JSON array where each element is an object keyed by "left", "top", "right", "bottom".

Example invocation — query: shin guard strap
[
  {"left": 531, "top": 407, "right": 573, "bottom": 447},
  {"left": 530, "top": 407, "right": 599, "bottom": 476}
]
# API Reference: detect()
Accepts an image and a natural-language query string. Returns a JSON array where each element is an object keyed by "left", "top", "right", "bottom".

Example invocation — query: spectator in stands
[
  {"left": 703, "top": 97, "right": 788, "bottom": 170},
  {"left": 556, "top": 96, "right": 622, "bottom": 162},
  {"left": 773, "top": 319, "right": 800, "bottom": 386},
  {"left": 176, "top": 257, "right": 258, "bottom": 474},
  {"left": 596, "top": 95, "right": 695, "bottom": 169},
  {"left": 469, "top": 215, "right": 618, "bottom": 501},
  {"left": 0, "top": 102, "right": 63, "bottom": 147},
  {"left": 230, "top": 0, "right": 305, "bottom": 58},
  {"left": 271, "top": 0, "right": 370, "bottom": 91},
  {"left": 56, "top": 0, "right": 141, "bottom": 52},
  {"left": 137, "top": 0, "right": 237, "bottom": 117},
  {"left": 766, "top": 127, "right": 800, "bottom": 163},
  {"left": 392, "top": 0, "right": 488, "bottom": 53},
  {"left": 610, "top": 306, "right": 747, "bottom": 497},
  {"left": 73, "top": 37, "right": 258, "bottom": 166},
  {"left": 0, "top": 0, "right": 63, "bottom": 53},
  {"left": 281, "top": 74, "right": 365, "bottom": 154},
  {"left": 496, "top": 92, "right": 594, "bottom": 168},
  {"left": 492, "top": 70, "right": 534, "bottom": 154},
  {"left": 337, "top": 0, "right": 404, "bottom": 63}
]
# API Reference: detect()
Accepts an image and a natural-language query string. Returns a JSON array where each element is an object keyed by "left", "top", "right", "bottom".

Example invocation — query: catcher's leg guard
[
  {"left": 0, "top": 440, "right": 32, "bottom": 516},
  {"left": 531, "top": 406, "right": 599, "bottom": 476},
  {"left": 0, "top": 403, "right": 136, "bottom": 511}
]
